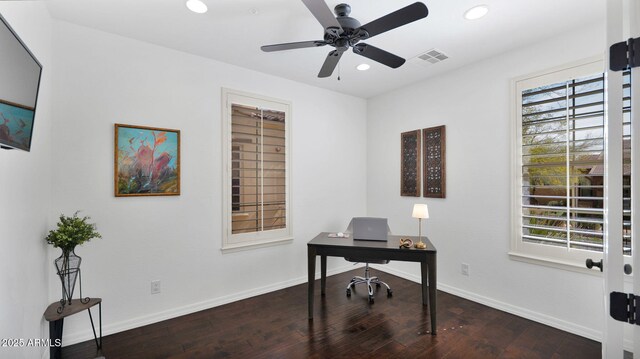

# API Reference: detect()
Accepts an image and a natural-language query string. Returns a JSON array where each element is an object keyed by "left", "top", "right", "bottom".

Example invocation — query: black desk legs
[
  {"left": 423, "top": 254, "right": 437, "bottom": 334},
  {"left": 320, "top": 255, "right": 327, "bottom": 296},
  {"left": 308, "top": 246, "right": 317, "bottom": 319},
  {"left": 49, "top": 319, "right": 63, "bottom": 359},
  {"left": 429, "top": 253, "right": 437, "bottom": 334},
  {"left": 420, "top": 261, "right": 429, "bottom": 306}
]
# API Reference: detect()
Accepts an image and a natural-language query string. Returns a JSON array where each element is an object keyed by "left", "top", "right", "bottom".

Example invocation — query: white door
[{"left": 601, "top": 0, "right": 639, "bottom": 357}]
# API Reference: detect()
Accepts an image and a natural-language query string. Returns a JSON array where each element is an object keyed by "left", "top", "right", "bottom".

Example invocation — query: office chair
[
  {"left": 345, "top": 258, "right": 392, "bottom": 303},
  {"left": 344, "top": 218, "right": 393, "bottom": 304}
]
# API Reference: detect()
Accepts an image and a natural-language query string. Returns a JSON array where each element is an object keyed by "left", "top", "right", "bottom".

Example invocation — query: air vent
[{"left": 417, "top": 48, "right": 449, "bottom": 64}]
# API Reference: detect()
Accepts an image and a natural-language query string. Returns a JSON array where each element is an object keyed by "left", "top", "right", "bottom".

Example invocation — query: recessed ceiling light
[
  {"left": 464, "top": 5, "right": 488, "bottom": 20},
  {"left": 249, "top": 8, "right": 260, "bottom": 15},
  {"left": 186, "top": 0, "right": 208, "bottom": 14},
  {"left": 356, "top": 63, "right": 370, "bottom": 71}
]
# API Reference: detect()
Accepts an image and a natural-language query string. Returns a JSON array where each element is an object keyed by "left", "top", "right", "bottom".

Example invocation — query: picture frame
[
  {"left": 114, "top": 124, "right": 180, "bottom": 197},
  {"left": 423, "top": 125, "right": 446, "bottom": 198},
  {"left": 0, "top": 100, "right": 35, "bottom": 151},
  {"left": 400, "top": 129, "right": 421, "bottom": 197}
]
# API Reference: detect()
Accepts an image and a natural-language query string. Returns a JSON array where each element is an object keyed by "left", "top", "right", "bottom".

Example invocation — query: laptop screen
[{"left": 351, "top": 217, "right": 388, "bottom": 241}]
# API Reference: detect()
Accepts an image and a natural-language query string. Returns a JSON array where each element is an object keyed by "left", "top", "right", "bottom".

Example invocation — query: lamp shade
[{"left": 412, "top": 204, "right": 429, "bottom": 219}]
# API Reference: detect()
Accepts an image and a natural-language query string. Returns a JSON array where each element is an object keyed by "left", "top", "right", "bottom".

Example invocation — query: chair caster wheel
[
  {"left": 346, "top": 289, "right": 351, "bottom": 297},
  {"left": 387, "top": 289, "right": 393, "bottom": 297},
  {"left": 368, "top": 296, "right": 374, "bottom": 304},
  {"left": 376, "top": 283, "right": 381, "bottom": 288}
]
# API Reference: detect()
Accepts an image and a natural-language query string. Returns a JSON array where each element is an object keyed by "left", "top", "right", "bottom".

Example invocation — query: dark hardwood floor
[{"left": 62, "top": 269, "right": 600, "bottom": 358}]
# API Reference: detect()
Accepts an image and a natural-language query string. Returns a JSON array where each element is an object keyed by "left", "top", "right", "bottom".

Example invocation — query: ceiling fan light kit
[
  {"left": 261, "top": 1, "right": 429, "bottom": 78},
  {"left": 186, "top": 0, "right": 208, "bottom": 14}
]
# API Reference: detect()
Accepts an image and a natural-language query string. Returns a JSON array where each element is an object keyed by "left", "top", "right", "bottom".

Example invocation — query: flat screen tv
[{"left": 0, "top": 12, "right": 43, "bottom": 151}]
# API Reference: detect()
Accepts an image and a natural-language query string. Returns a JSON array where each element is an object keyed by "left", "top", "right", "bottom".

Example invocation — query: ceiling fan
[{"left": 261, "top": 1, "right": 429, "bottom": 78}]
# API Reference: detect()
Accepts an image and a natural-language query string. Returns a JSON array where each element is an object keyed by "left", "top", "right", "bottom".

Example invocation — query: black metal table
[
  {"left": 44, "top": 298, "right": 102, "bottom": 359},
  {"left": 307, "top": 232, "right": 437, "bottom": 334}
]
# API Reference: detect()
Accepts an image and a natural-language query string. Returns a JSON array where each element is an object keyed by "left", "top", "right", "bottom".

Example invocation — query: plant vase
[{"left": 54, "top": 249, "right": 86, "bottom": 310}]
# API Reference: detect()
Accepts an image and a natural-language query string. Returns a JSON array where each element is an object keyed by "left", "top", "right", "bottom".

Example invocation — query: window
[
  {"left": 511, "top": 58, "right": 632, "bottom": 267},
  {"left": 222, "top": 89, "right": 292, "bottom": 251}
]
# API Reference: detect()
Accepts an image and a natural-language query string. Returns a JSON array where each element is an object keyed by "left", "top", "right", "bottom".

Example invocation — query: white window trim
[
  {"left": 509, "top": 56, "right": 607, "bottom": 272},
  {"left": 221, "top": 88, "right": 293, "bottom": 252}
]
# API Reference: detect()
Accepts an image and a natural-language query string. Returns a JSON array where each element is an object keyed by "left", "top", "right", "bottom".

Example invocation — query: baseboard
[
  {"left": 61, "top": 264, "right": 359, "bottom": 346},
  {"left": 370, "top": 264, "right": 602, "bottom": 343},
  {"left": 63, "top": 263, "right": 602, "bottom": 348}
]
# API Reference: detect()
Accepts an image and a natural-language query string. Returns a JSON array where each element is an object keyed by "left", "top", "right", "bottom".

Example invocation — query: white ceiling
[{"left": 45, "top": 0, "right": 604, "bottom": 98}]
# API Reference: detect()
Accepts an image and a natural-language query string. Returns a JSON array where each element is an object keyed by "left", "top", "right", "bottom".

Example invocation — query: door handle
[{"left": 586, "top": 258, "right": 603, "bottom": 272}]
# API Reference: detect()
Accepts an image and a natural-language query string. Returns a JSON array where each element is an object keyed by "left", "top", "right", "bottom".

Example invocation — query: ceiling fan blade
[
  {"left": 358, "top": 2, "right": 428, "bottom": 39},
  {"left": 261, "top": 40, "right": 326, "bottom": 52},
  {"left": 318, "top": 50, "right": 343, "bottom": 78},
  {"left": 301, "top": 0, "right": 343, "bottom": 32},
  {"left": 353, "top": 43, "right": 405, "bottom": 68}
]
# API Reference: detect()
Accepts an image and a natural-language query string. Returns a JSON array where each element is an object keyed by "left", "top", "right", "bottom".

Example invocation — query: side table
[{"left": 43, "top": 298, "right": 102, "bottom": 359}]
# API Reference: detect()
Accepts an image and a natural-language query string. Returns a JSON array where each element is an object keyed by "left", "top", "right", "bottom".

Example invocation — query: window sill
[
  {"left": 508, "top": 251, "right": 603, "bottom": 276},
  {"left": 221, "top": 236, "right": 293, "bottom": 254}
]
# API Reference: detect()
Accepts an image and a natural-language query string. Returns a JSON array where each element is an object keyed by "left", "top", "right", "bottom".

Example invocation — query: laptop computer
[{"left": 351, "top": 217, "right": 389, "bottom": 241}]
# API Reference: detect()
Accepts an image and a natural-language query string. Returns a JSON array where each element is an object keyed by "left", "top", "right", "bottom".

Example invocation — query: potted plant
[{"left": 46, "top": 211, "right": 101, "bottom": 308}]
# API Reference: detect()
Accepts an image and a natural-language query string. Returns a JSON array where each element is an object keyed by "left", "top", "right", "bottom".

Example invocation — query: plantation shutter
[
  {"left": 623, "top": 70, "right": 632, "bottom": 254},
  {"left": 230, "top": 104, "right": 286, "bottom": 234},
  {"left": 520, "top": 70, "right": 631, "bottom": 253}
]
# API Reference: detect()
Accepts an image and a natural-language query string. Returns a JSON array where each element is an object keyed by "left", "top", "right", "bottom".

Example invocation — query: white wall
[
  {"left": 367, "top": 23, "right": 606, "bottom": 340},
  {"left": 0, "top": 2, "right": 53, "bottom": 359},
  {"left": 50, "top": 21, "right": 368, "bottom": 344}
]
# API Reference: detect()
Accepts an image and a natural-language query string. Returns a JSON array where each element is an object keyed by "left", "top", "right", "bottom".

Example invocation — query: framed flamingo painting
[{"left": 114, "top": 124, "right": 180, "bottom": 197}]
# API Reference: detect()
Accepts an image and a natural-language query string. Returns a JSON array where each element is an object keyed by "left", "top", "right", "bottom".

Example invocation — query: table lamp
[{"left": 412, "top": 204, "right": 429, "bottom": 249}]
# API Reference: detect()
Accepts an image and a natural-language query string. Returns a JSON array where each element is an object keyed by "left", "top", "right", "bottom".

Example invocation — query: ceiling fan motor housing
[
  {"left": 323, "top": 3, "right": 368, "bottom": 49},
  {"left": 335, "top": 3, "right": 361, "bottom": 33},
  {"left": 336, "top": 16, "right": 361, "bottom": 34}
]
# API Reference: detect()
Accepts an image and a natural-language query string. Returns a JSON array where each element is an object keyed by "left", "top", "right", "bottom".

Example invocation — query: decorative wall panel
[
  {"left": 423, "top": 125, "right": 446, "bottom": 198},
  {"left": 400, "top": 130, "right": 421, "bottom": 196}
]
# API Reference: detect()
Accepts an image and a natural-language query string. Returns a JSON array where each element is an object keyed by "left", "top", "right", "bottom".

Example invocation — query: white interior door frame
[
  {"left": 604, "top": 0, "right": 640, "bottom": 356},
  {"left": 631, "top": 0, "right": 640, "bottom": 354},
  {"left": 603, "top": 0, "right": 625, "bottom": 357}
]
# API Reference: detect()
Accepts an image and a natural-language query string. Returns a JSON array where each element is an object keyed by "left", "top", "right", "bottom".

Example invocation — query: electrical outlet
[
  {"left": 151, "top": 280, "right": 161, "bottom": 294},
  {"left": 461, "top": 263, "right": 470, "bottom": 276}
]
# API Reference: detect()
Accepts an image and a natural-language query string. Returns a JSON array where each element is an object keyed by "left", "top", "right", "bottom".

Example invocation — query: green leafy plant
[{"left": 46, "top": 212, "right": 102, "bottom": 252}]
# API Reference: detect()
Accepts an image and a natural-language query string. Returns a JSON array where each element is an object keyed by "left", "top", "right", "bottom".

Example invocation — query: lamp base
[{"left": 414, "top": 241, "right": 426, "bottom": 249}]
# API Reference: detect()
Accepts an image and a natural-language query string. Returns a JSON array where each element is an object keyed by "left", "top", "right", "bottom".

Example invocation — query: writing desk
[{"left": 307, "top": 232, "right": 437, "bottom": 334}]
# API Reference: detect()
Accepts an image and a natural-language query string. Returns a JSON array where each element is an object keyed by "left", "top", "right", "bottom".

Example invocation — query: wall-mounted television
[{"left": 0, "top": 12, "right": 43, "bottom": 152}]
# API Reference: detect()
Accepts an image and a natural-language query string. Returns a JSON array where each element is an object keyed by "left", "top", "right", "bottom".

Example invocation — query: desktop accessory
[
  {"left": 328, "top": 232, "right": 348, "bottom": 238},
  {"left": 399, "top": 238, "right": 413, "bottom": 248}
]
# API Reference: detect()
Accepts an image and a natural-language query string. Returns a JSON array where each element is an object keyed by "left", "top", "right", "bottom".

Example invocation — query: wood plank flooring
[{"left": 62, "top": 269, "right": 601, "bottom": 358}]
